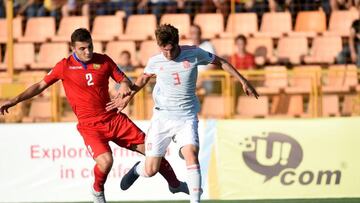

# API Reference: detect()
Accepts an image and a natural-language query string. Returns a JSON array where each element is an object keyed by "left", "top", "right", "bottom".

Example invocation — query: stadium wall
[{"left": 0, "top": 118, "right": 359, "bottom": 202}]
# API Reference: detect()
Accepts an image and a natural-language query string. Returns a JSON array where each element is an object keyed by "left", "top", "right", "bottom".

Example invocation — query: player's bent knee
[
  {"left": 145, "top": 166, "right": 159, "bottom": 177},
  {"left": 95, "top": 153, "right": 114, "bottom": 173}
]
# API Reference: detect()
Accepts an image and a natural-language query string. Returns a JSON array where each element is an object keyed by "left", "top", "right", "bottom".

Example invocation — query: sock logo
[{"left": 240, "top": 132, "right": 303, "bottom": 182}]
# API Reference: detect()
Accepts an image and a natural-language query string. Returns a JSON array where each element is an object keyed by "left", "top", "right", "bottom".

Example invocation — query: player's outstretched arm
[
  {"left": 0, "top": 80, "right": 50, "bottom": 115},
  {"left": 106, "top": 73, "right": 153, "bottom": 113},
  {"left": 115, "top": 77, "right": 134, "bottom": 99},
  {"left": 212, "top": 55, "right": 259, "bottom": 99}
]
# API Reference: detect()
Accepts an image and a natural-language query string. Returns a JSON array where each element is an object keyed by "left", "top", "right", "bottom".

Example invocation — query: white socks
[
  {"left": 135, "top": 160, "right": 149, "bottom": 177},
  {"left": 187, "top": 164, "right": 202, "bottom": 203}
]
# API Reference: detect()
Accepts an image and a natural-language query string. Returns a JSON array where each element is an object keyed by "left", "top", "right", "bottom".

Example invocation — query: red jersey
[
  {"left": 229, "top": 53, "right": 255, "bottom": 70},
  {"left": 44, "top": 53, "right": 125, "bottom": 121}
]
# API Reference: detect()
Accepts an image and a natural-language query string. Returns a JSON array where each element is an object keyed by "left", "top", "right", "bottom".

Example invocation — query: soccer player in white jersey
[{"left": 106, "top": 24, "right": 259, "bottom": 203}]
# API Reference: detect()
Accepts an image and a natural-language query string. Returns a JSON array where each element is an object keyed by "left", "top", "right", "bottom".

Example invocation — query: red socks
[
  {"left": 158, "top": 158, "right": 180, "bottom": 188},
  {"left": 93, "top": 164, "right": 108, "bottom": 192}
]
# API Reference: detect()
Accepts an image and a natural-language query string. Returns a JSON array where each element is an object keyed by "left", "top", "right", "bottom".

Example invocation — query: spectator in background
[
  {"left": 83, "top": 0, "right": 109, "bottom": 16},
  {"left": 330, "top": 0, "right": 356, "bottom": 11},
  {"left": 61, "top": 0, "right": 87, "bottom": 16},
  {"left": 0, "top": 0, "right": 6, "bottom": 18},
  {"left": 137, "top": 0, "right": 178, "bottom": 21},
  {"left": 14, "top": 0, "right": 43, "bottom": 18},
  {"left": 37, "top": 0, "right": 66, "bottom": 20},
  {"left": 229, "top": 35, "right": 255, "bottom": 70},
  {"left": 117, "top": 50, "right": 135, "bottom": 72},
  {"left": 108, "top": 0, "right": 137, "bottom": 19},
  {"left": 337, "top": 19, "right": 360, "bottom": 67}
]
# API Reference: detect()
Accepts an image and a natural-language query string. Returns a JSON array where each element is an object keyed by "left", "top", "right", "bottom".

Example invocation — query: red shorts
[{"left": 77, "top": 113, "right": 145, "bottom": 158}]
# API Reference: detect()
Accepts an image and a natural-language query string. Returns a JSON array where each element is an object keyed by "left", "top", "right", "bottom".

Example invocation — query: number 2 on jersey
[{"left": 85, "top": 73, "right": 94, "bottom": 86}]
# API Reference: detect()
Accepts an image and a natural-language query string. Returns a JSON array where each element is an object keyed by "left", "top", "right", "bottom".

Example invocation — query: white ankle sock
[
  {"left": 135, "top": 161, "right": 149, "bottom": 177},
  {"left": 187, "top": 164, "right": 202, "bottom": 203}
]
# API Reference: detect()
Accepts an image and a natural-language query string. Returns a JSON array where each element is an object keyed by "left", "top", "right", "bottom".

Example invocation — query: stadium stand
[
  {"left": 0, "top": 43, "right": 35, "bottom": 70},
  {"left": 0, "top": 16, "right": 22, "bottom": 43},
  {"left": 31, "top": 42, "right": 69, "bottom": 70},
  {"left": 255, "top": 12, "right": 292, "bottom": 38},
  {"left": 324, "top": 10, "right": 359, "bottom": 37},
  {"left": 193, "top": 13, "right": 224, "bottom": 39},
  {"left": 290, "top": 10, "right": 327, "bottom": 37},
  {"left": 304, "top": 36, "right": 343, "bottom": 64},
  {"left": 105, "top": 40, "right": 138, "bottom": 66},
  {"left": 138, "top": 40, "right": 159, "bottom": 67},
  {"left": 91, "top": 15, "right": 123, "bottom": 42},
  {"left": 18, "top": 17, "right": 56, "bottom": 43},
  {"left": 221, "top": 13, "right": 258, "bottom": 38},
  {"left": 52, "top": 16, "right": 89, "bottom": 42},
  {"left": 236, "top": 95, "right": 269, "bottom": 118},
  {"left": 160, "top": 13, "right": 191, "bottom": 39},
  {"left": 119, "top": 14, "right": 157, "bottom": 41},
  {"left": 1, "top": 0, "right": 360, "bottom": 121},
  {"left": 276, "top": 36, "right": 308, "bottom": 64}
]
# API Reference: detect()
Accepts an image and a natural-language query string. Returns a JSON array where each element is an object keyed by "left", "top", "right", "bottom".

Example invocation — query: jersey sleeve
[
  {"left": 196, "top": 47, "right": 216, "bottom": 65},
  {"left": 43, "top": 59, "right": 64, "bottom": 85},
  {"left": 105, "top": 54, "right": 126, "bottom": 83},
  {"left": 144, "top": 58, "right": 156, "bottom": 75}
]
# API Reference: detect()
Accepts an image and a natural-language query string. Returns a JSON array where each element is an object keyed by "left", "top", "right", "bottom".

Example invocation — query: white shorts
[{"left": 145, "top": 116, "right": 199, "bottom": 157}]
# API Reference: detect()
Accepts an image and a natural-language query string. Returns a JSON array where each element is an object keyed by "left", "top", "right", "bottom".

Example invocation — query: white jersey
[{"left": 144, "top": 45, "right": 215, "bottom": 119}]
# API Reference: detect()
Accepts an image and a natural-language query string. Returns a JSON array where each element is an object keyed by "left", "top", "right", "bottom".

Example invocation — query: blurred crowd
[{"left": 1, "top": 0, "right": 360, "bottom": 21}]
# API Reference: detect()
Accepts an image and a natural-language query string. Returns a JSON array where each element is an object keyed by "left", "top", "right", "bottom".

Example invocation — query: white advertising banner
[{"left": 0, "top": 121, "right": 209, "bottom": 202}]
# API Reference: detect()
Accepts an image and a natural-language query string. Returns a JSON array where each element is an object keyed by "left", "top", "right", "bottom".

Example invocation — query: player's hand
[
  {"left": 0, "top": 101, "right": 16, "bottom": 115},
  {"left": 117, "top": 82, "right": 132, "bottom": 99},
  {"left": 242, "top": 81, "right": 259, "bottom": 99},
  {"left": 106, "top": 96, "right": 130, "bottom": 113}
]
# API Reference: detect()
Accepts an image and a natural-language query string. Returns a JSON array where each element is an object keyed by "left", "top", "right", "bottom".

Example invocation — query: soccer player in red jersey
[{"left": 0, "top": 28, "right": 188, "bottom": 203}]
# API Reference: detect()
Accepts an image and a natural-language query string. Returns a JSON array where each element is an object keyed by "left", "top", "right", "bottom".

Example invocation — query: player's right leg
[
  {"left": 77, "top": 123, "right": 113, "bottom": 203},
  {"left": 118, "top": 115, "right": 188, "bottom": 194}
]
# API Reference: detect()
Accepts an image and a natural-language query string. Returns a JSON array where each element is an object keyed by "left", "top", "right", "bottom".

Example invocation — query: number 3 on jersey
[
  {"left": 172, "top": 72, "right": 181, "bottom": 85},
  {"left": 85, "top": 73, "right": 94, "bottom": 86}
]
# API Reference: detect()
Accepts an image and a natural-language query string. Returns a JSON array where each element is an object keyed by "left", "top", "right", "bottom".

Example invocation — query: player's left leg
[
  {"left": 177, "top": 119, "right": 202, "bottom": 203},
  {"left": 181, "top": 145, "right": 202, "bottom": 203}
]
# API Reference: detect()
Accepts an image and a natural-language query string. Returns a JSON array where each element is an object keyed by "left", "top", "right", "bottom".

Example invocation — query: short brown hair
[
  {"left": 71, "top": 28, "right": 92, "bottom": 45},
  {"left": 235, "top": 34, "right": 247, "bottom": 44},
  {"left": 155, "top": 24, "right": 179, "bottom": 46}
]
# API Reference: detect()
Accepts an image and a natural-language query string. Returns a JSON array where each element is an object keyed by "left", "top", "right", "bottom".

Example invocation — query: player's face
[
  {"left": 159, "top": 43, "right": 180, "bottom": 60},
  {"left": 72, "top": 41, "right": 93, "bottom": 62}
]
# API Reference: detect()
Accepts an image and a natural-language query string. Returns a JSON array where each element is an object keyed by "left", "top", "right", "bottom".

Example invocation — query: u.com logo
[{"left": 239, "top": 132, "right": 341, "bottom": 185}]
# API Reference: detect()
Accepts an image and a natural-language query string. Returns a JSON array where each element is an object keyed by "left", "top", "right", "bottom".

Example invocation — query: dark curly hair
[
  {"left": 155, "top": 24, "right": 179, "bottom": 47},
  {"left": 71, "top": 28, "right": 92, "bottom": 45}
]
